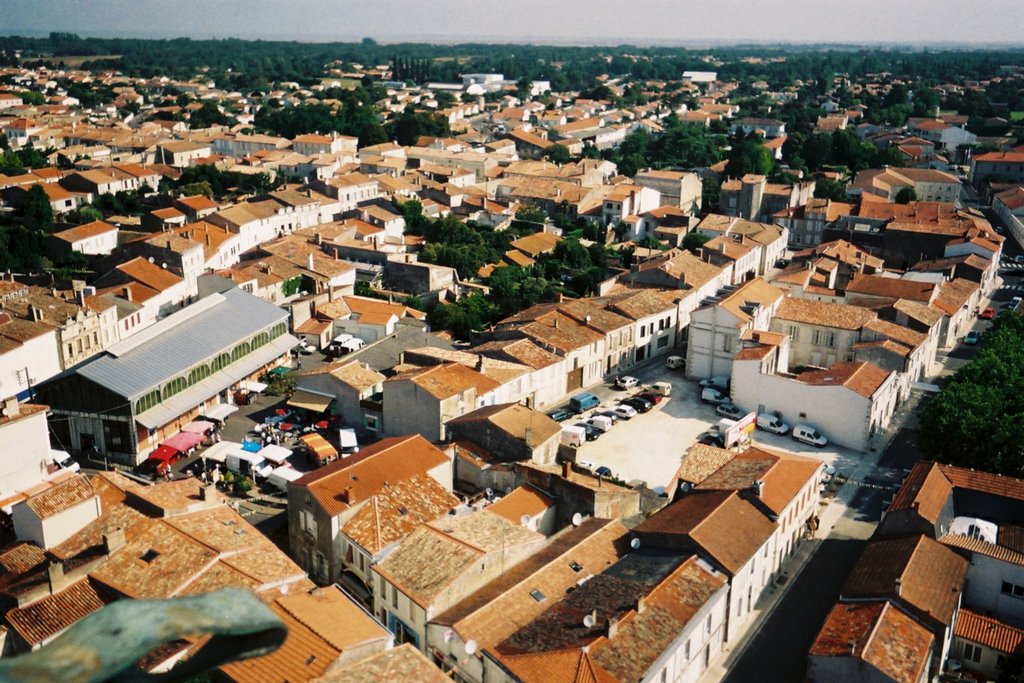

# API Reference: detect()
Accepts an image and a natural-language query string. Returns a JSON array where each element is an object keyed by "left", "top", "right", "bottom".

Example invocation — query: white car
[
  {"left": 701, "top": 387, "right": 728, "bottom": 405},
  {"left": 616, "top": 376, "right": 639, "bottom": 390},
  {"left": 295, "top": 339, "right": 315, "bottom": 355},
  {"left": 612, "top": 404, "right": 638, "bottom": 420},
  {"left": 792, "top": 424, "right": 828, "bottom": 448}
]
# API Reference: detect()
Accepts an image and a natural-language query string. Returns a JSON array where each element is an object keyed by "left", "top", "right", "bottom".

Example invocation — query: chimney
[
  {"left": 636, "top": 595, "right": 646, "bottom": 613},
  {"left": 2, "top": 398, "right": 19, "bottom": 418},
  {"left": 122, "top": 286, "right": 132, "bottom": 302},
  {"left": 343, "top": 486, "right": 356, "bottom": 504},
  {"left": 47, "top": 561, "right": 67, "bottom": 593},
  {"left": 752, "top": 480, "right": 764, "bottom": 498},
  {"left": 894, "top": 578, "right": 902, "bottom": 596},
  {"left": 200, "top": 483, "right": 218, "bottom": 502},
  {"left": 562, "top": 461, "right": 571, "bottom": 478},
  {"left": 307, "top": 253, "right": 315, "bottom": 271},
  {"left": 103, "top": 527, "right": 126, "bottom": 555},
  {"left": 166, "top": 239, "right": 173, "bottom": 249},
  {"left": 315, "top": 232, "right": 323, "bottom": 246},
  {"left": 205, "top": 233, "right": 211, "bottom": 246},
  {"left": 607, "top": 616, "right": 619, "bottom": 639}
]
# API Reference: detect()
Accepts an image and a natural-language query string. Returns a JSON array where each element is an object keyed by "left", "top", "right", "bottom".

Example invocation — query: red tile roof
[{"left": 955, "top": 608, "right": 1024, "bottom": 654}]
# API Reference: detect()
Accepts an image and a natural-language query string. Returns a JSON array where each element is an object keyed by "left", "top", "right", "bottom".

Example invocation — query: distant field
[{"left": 38, "top": 55, "right": 122, "bottom": 67}]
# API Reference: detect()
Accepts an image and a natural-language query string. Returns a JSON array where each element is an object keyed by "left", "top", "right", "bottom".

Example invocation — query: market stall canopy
[
  {"left": 240, "top": 380, "right": 268, "bottom": 393},
  {"left": 204, "top": 404, "right": 238, "bottom": 422},
  {"left": 299, "top": 433, "right": 338, "bottom": 463},
  {"left": 163, "top": 431, "right": 205, "bottom": 452},
  {"left": 181, "top": 420, "right": 215, "bottom": 434},
  {"left": 201, "top": 441, "right": 242, "bottom": 463},
  {"left": 148, "top": 444, "right": 180, "bottom": 463},
  {"left": 287, "top": 389, "right": 334, "bottom": 414},
  {"left": 257, "top": 444, "right": 292, "bottom": 465}
]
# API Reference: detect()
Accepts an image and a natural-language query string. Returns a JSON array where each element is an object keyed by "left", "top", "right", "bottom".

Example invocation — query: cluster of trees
[
  {"left": 918, "top": 313, "right": 1024, "bottom": 478},
  {"left": 781, "top": 128, "right": 905, "bottom": 175},
  {"left": 0, "top": 143, "right": 49, "bottom": 175},
  {"left": 253, "top": 85, "right": 388, "bottom": 146},
  {"left": 175, "top": 165, "right": 275, "bottom": 199},
  {"left": 608, "top": 117, "right": 724, "bottom": 177}
]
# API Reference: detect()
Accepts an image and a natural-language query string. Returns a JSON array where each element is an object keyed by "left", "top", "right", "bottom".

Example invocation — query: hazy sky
[{"left": 2, "top": 0, "right": 1022, "bottom": 45}]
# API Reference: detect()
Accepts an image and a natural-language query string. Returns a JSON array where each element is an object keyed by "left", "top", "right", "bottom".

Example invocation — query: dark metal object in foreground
[{"left": 0, "top": 588, "right": 286, "bottom": 683}]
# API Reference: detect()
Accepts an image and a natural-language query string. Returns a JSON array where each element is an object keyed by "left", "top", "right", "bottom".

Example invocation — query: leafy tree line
[{"left": 918, "top": 313, "right": 1024, "bottom": 477}]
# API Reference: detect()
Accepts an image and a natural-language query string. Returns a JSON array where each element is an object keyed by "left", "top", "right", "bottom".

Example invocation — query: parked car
[
  {"left": 775, "top": 258, "right": 790, "bottom": 268},
  {"left": 295, "top": 339, "right": 315, "bottom": 355},
  {"left": 597, "top": 410, "right": 620, "bottom": 424},
  {"left": 699, "top": 376, "right": 730, "bottom": 391},
  {"left": 716, "top": 402, "right": 745, "bottom": 420},
  {"left": 964, "top": 330, "right": 982, "bottom": 345},
  {"left": 615, "top": 375, "right": 639, "bottom": 390},
  {"left": 594, "top": 466, "right": 613, "bottom": 477},
  {"left": 586, "top": 415, "right": 614, "bottom": 433},
  {"left": 611, "top": 404, "right": 637, "bottom": 420},
  {"left": 548, "top": 408, "right": 574, "bottom": 422},
  {"left": 575, "top": 422, "right": 600, "bottom": 441},
  {"left": 700, "top": 387, "right": 728, "bottom": 405},
  {"left": 756, "top": 413, "right": 790, "bottom": 435},
  {"left": 650, "top": 381, "right": 672, "bottom": 396},
  {"left": 792, "top": 424, "right": 828, "bottom": 448},
  {"left": 637, "top": 391, "right": 663, "bottom": 405},
  {"left": 570, "top": 392, "right": 601, "bottom": 412},
  {"left": 699, "top": 426, "right": 725, "bottom": 447},
  {"left": 665, "top": 356, "right": 685, "bottom": 370},
  {"left": 623, "top": 396, "right": 653, "bottom": 413},
  {"left": 980, "top": 307, "right": 995, "bottom": 320}
]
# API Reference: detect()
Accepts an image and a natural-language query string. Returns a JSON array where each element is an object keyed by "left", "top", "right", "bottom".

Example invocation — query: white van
[
  {"left": 756, "top": 413, "right": 790, "bottom": 435},
  {"left": 586, "top": 415, "right": 614, "bottom": 433},
  {"left": 226, "top": 450, "right": 274, "bottom": 479},
  {"left": 560, "top": 425, "right": 586, "bottom": 447},
  {"left": 792, "top": 424, "right": 828, "bottom": 448},
  {"left": 49, "top": 449, "right": 81, "bottom": 473},
  {"left": 666, "top": 356, "right": 684, "bottom": 370},
  {"left": 339, "top": 428, "right": 359, "bottom": 456},
  {"left": 650, "top": 381, "right": 672, "bottom": 397},
  {"left": 265, "top": 466, "right": 303, "bottom": 493}
]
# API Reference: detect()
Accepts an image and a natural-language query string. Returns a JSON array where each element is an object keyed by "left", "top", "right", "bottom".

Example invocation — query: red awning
[
  {"left": 148, "top": 444, "right": 180, "bottom": 464},
  {"left": 163, "top": 431, "right": 205, "bottom": 452}
]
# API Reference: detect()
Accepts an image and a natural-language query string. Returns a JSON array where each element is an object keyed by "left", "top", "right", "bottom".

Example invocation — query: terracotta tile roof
[
  {"left": 862, "top": 318, "right": 926, "bottom": 350},
  {"left": 220, "top": 597, "right": 342, "bottom": 683},
  {"left": 376, "top": 512, "right": 543, "bottom": 608},
  {"left": 24, "top": 474, "right": 96, "bottom": 519},
  {"left": 447, "top": 403, "right": 561, "bottom": 449},
  {"left": 341, "top": 473, "right": 458, "bottom": 555},
  {"left": 846, "top": 274, "right": 936, "bottom": 303},
  {"left": 0, "top": 543, "right": 47, "bottom": 574},
  {"left": 955, "top": 608, "right": 1024, "bottom": 654},
  {"left": 774, "top": 297, "right": 876, "bottom": 330},
  {"left": 115, "top": 256, "right": 184, "bottom": 292},
  {"left": 697, "top": 446, "right": 821, "bottom": 515},
  {"left": 633, "top": 491, "right": 776, "bottom": 575},
  {"left": 892, "top": 299, "right": 944, "bottom": 327},
  {"left": 589, "top": 555, "right": 728, "bottom": 681},
  {"left": 795, "top": 361, "right": 894, "bottom": 399},
  {"left": 510, "top": 232, "right": 561, "bottom": 257},
  {"left": 294, "top": 435, "right": 449, "bottom": 516},
  {"left": 497, "top": 648, "right": 620, "bottom": 683},
  {"left": 810, "top": 601, "right": 933, "bottom": 683},
  {"left": 887, "top": 461, "right": 953, "bottom": 521},
  {"left": 387, "top": 362, "right": 500, "bottom": 400},
  {"left": 433, "top": 518, "right": 627, "bottom": 652},
  {"left": 937, "top": 464, "right": 1024, "bottom": 502},
  {"left": 312, "top": 643, "right": 450, "bottom": 683},
  {"left": 842, "top": 534, "right": 969, "bottom": 628},
  {"left": 678, "top": 444, "right": 736, "bottom": 485},
  {"left": 931, "top": 277, "right": 979, "bottom": 316},
  {"left": 6, "top": 578, "right": 112, "bottom": 647},
  {"left": 52, "top": 219, "right": 118, "bottom": 243},
  {"left": 488, "top": 485, "right": 556, "bottom": 524},
  {"left": 941, "top": 533, "right": 1024, "bottom": 566}
]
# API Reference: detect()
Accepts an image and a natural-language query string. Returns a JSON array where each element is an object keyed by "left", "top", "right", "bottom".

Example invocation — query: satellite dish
[
  {"left": 583, "top": 614, "right": 596, "bottom": 628},
  {"left": 485, "top": 488, "right": 494, "bottom": 499},
  {"left": 148, "top": 257, "right": 155, "bottom": 263},
  {"left": 464, "top": 640, "right": 478, "bottom": 655},
  {"left": 520, "top": 514, "right": 531, "bottom": 527},
  {"left": 571, "top": 513, "right": 583, "bottom": 527},
  {"left": 630, "top": 538, "right": 641, "bottom": 550}
]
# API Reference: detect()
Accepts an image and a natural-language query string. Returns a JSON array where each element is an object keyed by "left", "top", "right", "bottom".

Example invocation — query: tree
[
  {"left": 726, "top": 136, "right": 773, "bottom": 178},
  {"left": 894, "top": 187, "right": 917, "bottom": 204},
  {"left": 682, "top": 231, "right": 710, "bottom": 254},
  {"left": 514, "top": 205, "right": 546, "bottom": 225},
  {"left": 814, "top": 178, "right": 848, "bottom": 201},
  {"left": 73, "top": 205, "right": 104, "bottom": 224},
  {"left": 545, "top": 144, "right": 571, "bottom": 165},
  {"left": 22, "top": 184, "right": 53, "bottom": 231},
  {"left": 918, "top": 313, "right": 1024, "bottom": 477}
]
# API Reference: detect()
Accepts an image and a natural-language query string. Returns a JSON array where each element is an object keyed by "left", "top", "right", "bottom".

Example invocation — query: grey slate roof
[{"left": 69, "top": 287, "right": 292, "bottom": 400}]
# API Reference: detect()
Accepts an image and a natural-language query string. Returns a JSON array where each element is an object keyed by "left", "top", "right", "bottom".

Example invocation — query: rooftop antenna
[{"left": 630, "top": 538, "right": 641, "bottom": 550}]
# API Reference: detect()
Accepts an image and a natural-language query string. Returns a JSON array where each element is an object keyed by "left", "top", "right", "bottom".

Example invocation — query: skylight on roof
[
  {"left": 530, "top": 589, "right": 545, "bottom": 602},
  {"left": 569, "top": 561, "right": 583, "bottom": 572}
]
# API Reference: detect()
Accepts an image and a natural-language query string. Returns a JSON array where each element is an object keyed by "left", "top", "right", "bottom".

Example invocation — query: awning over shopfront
[
  {"left": 204, "top": 404, "right": 238, "bottom": 422},
  {"left": 163, "top": 431, "right": 205, "bottom": 452},
  {"left": 299, "top": 433, "right": 338, "bottom": 464},
  {"left": 287, "top": 389, "right": 334, "bottom": 414},
  {"left": 181, "top": 420, "right": 215, "bottom": 434}
]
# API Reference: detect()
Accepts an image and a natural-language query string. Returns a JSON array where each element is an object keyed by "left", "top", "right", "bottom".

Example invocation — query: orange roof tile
[{"left": 955, "top": 608, "right": 1024, "bottom": 654}]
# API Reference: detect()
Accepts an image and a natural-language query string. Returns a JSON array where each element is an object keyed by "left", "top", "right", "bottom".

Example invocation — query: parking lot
[{"left": 559, "top": 357, "right": 860, "bottom": 494}]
